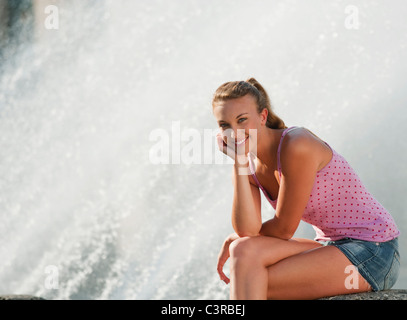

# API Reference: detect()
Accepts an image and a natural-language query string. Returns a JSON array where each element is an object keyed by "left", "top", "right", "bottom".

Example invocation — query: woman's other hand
[{"left": 217, "top": 233, "right": 240, "bottom": 284}]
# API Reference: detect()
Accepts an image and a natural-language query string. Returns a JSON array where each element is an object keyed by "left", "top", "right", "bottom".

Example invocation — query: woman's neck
[{"left": 255, "top": 127, "right": 284, "bottom": 169}]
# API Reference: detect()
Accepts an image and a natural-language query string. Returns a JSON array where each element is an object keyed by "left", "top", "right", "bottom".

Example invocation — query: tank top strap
[
  {"left": 248, "top": 153, "right": 275, "bottom": 204},
  {"left": 248, "top": 154, "right": 260, "bottom": 185},
  {"left": 277, "top": 126, "right": 302, "bottom": 176}
]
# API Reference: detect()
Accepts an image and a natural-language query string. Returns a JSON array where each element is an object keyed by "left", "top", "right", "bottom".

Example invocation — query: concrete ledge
[
  {"left": 0, "top": 295, "right": 45, "bottom": 300},
  {"left": 320, "top": 289, "right": 407, "bottom": 300},
  {"left": 1, "top": 290, "right": 406, "bottom": 300}
]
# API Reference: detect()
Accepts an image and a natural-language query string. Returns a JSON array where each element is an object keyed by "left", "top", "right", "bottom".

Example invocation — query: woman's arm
[
  {"left": 216, "top": 132, "right": 262, "bottom": 237},
  {"left": 231, "top": 159, "right": 262, "bottom": 237},
  {"left": 260, "top": 133, "right": 320, "bottom": 240}
]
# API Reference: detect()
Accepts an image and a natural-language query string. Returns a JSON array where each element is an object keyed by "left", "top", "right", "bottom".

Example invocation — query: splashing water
[{"left": 0, "top": 0, "right": 406, "bottom": 299}]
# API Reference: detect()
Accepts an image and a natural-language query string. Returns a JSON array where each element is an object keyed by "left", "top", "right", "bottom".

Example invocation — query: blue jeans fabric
[{"left": 319, "top": 237, "right": 400, "bottom": 291}]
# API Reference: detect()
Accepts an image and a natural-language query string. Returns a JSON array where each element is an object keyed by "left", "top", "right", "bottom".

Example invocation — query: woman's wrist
[
  {"left": 234, "top": 154, "right": 249, "bottom": 166},
  {"left": 234, "top": 154, "right": 250, "bottom": 176}
]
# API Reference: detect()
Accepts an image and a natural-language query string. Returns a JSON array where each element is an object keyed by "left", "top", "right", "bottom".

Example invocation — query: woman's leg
[
  {"left": 228, "top": 236, "right": 323, "bottom": 299},
  {"left": 228, "top": 236, "right": 371, "bottom": 300},
  {"left": 266, "top": 245, "right": 372, "bottom": 299}
]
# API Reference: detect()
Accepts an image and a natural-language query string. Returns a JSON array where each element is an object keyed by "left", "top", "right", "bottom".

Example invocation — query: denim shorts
[{"left": 319, "top": 237, "right": 400, "bottom": 291}]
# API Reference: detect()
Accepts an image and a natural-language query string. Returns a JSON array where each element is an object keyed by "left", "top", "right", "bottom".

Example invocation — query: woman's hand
[
  {"left": 216, "top": 132, "right": 248, "bottom": 164},
  {"left": 217, "top": 233, "right": 240, "bottom": 284}
]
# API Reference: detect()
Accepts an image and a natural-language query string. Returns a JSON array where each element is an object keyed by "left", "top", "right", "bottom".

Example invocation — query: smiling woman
[
  {"left": 211, "top": 77, "right": 400, "bottom": 300},
  {"left": 212, "top": 79, "right": 288, "bottom": 171}
]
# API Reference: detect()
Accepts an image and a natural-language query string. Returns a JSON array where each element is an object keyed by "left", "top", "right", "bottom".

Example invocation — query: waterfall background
[{"left": 0, "top": 0, "right": 406, "bottom": 299}]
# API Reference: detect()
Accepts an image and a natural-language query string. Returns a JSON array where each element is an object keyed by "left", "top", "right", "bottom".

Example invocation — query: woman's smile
[{"left": 234, "top": 136, "right": 249, "bottom": 146}]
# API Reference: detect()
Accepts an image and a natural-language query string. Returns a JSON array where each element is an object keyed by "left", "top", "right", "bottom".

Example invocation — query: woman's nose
[{"left": 225, "top": 129, "right": 238, "bottom": 141}]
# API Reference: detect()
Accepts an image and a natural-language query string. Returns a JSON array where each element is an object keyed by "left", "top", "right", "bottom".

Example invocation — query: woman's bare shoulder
[
  {"left": 281, "top": 127, "right": 331, "bottom": 171},
  {"left": 283, "top": 127, "right": 327, "bottom": 152}
]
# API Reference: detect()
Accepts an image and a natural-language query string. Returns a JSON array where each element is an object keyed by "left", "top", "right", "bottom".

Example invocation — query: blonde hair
[{"left": 212, "top": 77, "right": 286, "bottom": 129}]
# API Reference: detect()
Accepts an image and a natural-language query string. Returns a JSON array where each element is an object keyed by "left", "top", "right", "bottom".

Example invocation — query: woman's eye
[{"left": 219, "top": 118, "right": 246, "bottom": 128}]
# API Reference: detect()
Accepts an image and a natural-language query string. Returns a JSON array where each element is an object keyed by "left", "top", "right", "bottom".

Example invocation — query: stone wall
[{"left": 1, "top": 289, "right": 407, "bottom": 300}]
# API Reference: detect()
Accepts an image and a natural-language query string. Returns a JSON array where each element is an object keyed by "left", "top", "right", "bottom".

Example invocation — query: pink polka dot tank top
[{"left": 248, "top": 126, "right": 400, "bottom": 242}]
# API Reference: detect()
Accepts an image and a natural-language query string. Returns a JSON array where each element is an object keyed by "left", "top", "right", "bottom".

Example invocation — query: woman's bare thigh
[{"left": 266, "top": 245, "right": 372, "bottom": 300}]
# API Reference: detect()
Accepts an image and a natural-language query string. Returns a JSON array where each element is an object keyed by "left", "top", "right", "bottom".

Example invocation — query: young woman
[{"left": 212, "top": 78, "right": 400, "bottom": 300}]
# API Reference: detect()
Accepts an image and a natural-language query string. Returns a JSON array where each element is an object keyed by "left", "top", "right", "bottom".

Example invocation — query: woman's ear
[{"left": 260, "top": 108, "right": 268, "bottom": 126}]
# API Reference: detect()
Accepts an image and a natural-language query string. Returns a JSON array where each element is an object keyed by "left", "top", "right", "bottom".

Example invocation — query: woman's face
[{"left": 213, "top": 94, "right": 267, "bottom": 154}]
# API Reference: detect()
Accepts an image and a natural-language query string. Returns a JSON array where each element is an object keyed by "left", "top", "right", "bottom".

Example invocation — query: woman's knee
[{"left": 229, "top": 236, "right": 258, "bottom": 261}]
